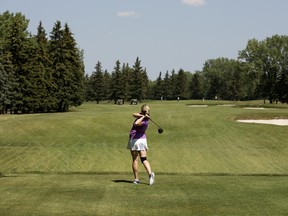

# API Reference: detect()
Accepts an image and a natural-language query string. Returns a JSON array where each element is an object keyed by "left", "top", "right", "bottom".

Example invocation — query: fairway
[{"left": 1, "top": 101, "right": 288, "bottom": 215}]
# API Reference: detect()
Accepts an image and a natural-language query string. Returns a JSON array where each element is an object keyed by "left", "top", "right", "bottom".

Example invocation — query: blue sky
[{"left": 1, "top": 0, "right": 288, "bottom": 80}]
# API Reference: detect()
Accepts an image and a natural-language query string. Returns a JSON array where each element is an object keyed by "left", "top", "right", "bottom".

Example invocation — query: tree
[
  {"left": 90, "top": 61, "right": 104, "bottom": 104},
  {"left": 175, "top": 69, "right": 189, "bottom": 100},
  {"left": 121, "top": 63, "right": 131, "bottom": 101},
  {"left": 5, "top": 12, "right": 31, "bottom": 113},
  {"left": 153, "top": 72, "right": 163, "bottom": 100},
  {"left": 190, "top": 71, "right": 204, "bottom": 99},
  {"left": 141, "top": 68, "right": 149, "bottom": 100},
  {"left": 202, "top": 58, "right": 243, "bottom": 100},
  {"left": 162, "top": 71, "right": 171, "bottom": 100},
  {"left": 49, "top": 21, "right": 84, "bottom": 111},
  {"left": 239, "top": 35, "right": 288, "bottom": 103},
  {"left": 102, "top": 70, "right": 111, "bottom": 101},
  {"left": 62, "top": 23, "right": 84, "bottom": 108},
  {"left": 110, "top": 60, "right": 125, "bottom": 104},
  {"left": 34, "top": 21, "right": 55, "bottom": 112},
  {"left": 129, "top": 57, "right": 147, "bottom": 102},
  {"left": 0, "top": 12, "right": 19, "bottom": 113}
]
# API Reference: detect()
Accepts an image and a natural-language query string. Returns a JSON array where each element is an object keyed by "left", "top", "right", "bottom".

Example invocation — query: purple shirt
[{"left": 129, "top": 117, "right": 149, "bottom": 139}]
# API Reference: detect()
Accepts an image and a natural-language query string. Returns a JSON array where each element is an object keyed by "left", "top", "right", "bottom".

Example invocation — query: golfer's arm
[
  {"left": 134, "top": 115, "right": 145, "bottom": 126},
  {"left": 133, "top": 112, "right": 143, "bottom": 118}
]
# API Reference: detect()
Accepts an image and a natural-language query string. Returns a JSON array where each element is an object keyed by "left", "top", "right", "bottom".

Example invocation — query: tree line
[
  {"left": 86, "top": 35, "right": 288, "bottom": 104},
  {"left": 1, "top": 11, "right": 288, "bottom": 115},
  {"left": 0, "top": 11, "right": 85, "bottom": 114}
]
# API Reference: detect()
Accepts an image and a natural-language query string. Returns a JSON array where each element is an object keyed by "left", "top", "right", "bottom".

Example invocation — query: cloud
[
  {"left": 117, "top": 11, "right": 138, "bottom": 17},
  {"left": 182, "top": 0, "right": 206, "bottom": 6}
]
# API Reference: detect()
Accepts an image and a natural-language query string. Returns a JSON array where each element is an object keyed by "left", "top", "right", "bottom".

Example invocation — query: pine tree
[
  {"left": 129, "top": 57, "right": 145, "bottom": 102},
  {"left": 0, "top": 12, "right": 19, "bottom": 113},
  {"left": 91, "top": 61, "right": 104, "bottom": 104},
  {"left": 121, "top": 63, "right": 131, "bottom": 101},
  {"left": 153, "top": 72, "right": 163, "bottom": 100},
  {"left": 175, "top": 69, "right": 189, "bottom": 100},
  {"left": 110, "top": 60, "right": 125, "bottom": 104},
  {"left": 62, "top": 23, "right": 84, "bottom": 107},
  {"left": 190, "top": 71, "right": 204, "bottom": 99},
  {"left": 103, "top": 70, "right": 111, "bottom": 101},
  {"left": 49, "top": 21, "right": 84, "bottom": 111},
  {"left": 5, "top": 12, "right": 30, "bottom": 113},
  {"left": 49, "top": 21, "right": 66, "bottom": 111},
  {"left": 34, "top": 21, "right": 57, "bottom": 112}
]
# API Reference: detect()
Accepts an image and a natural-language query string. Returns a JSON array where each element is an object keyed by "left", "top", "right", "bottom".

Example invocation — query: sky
[{"left": 1, "top": 0, "right": 288, "bottom": 80}]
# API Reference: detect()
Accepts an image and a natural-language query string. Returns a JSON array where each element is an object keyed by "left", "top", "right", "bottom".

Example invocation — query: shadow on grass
[
  {"left": 0, "top": 173, "right": 19, "bottom": 178},
  {"left": 112, "top": 179, "right": 133, "bottom": 184}
]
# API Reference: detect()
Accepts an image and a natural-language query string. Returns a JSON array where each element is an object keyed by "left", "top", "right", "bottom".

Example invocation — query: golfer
[{"left": 127, "top": 104, "right": 155, "bottom": 185}]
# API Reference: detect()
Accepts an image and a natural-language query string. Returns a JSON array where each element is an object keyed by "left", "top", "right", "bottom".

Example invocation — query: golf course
[{"left": 1, "top": 100, "right": 288, "bottom": 215}]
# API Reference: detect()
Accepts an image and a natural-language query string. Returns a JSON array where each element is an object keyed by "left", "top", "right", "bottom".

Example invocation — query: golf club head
[{"left": 158, "top": 128, "right": 164, "bottom": 134}]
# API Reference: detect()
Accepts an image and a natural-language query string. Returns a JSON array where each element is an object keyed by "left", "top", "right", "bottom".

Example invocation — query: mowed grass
[{"left": 1, "top": 100, "right": 288, "bottom": 215}]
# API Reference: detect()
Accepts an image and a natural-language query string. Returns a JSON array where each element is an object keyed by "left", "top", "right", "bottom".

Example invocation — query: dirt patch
[{"left": 237, "top": 119, "right": 288, "bottom": 126}]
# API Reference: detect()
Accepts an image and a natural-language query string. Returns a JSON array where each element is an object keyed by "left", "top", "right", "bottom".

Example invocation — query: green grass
[
  {"left": 1, "top": 174, "right": 288, "bottom": 216},
  {"left": 1, "top": 100, "right": 288, "bottom": 215}
]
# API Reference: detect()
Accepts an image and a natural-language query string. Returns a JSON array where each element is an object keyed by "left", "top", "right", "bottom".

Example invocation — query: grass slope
[{"left": 0, "top": 100, "right": 288, "bottom": 215}]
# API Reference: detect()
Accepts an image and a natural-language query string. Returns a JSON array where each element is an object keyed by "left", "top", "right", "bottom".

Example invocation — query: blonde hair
[{"left": 141, "top": 104, "right": 150, "bottom": 114}]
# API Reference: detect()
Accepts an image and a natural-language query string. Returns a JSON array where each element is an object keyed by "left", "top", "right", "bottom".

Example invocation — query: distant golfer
[{"left": 127, "top": 104, "right": 155, "bottom": 185}]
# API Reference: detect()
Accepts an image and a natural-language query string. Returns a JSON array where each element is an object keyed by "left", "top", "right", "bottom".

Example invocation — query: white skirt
[{"left": 127, "top": 138, "right": 148, "bottom": 151}]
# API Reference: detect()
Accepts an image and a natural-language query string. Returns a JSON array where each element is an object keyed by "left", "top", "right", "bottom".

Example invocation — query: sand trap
[
  {"left": 237, "top": 119, "right": 288, "bottom": 126},
  {"left": 188, "top": 105, "right": 208, "bottom": 108},
  {"left": 244, "top": 107, "right": 265, "bottom": 110},
  {"left": 217, "top": 104, "right": 236, "bottom": 107}
]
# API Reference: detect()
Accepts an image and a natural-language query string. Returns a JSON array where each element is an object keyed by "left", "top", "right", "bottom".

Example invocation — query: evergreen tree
[
  {"left": 49, "top": 21, "right": 64, "bottom": 111},
  {"left": 6, "top": 12, "right": 30, "bottom": 113},
  {"left": 84, "top": 73, "right": 92, "bottom": 101},
  {"left": 110, "top": 60, "right": 125, "bottom": 104},
  {"left": 91, "top": 61, "right": 104, "bottom": 104},
  {"left": 175, "top": 69, "right": 189, "bottom": 100},
  {"left": 153, "top": 72, "right": 163, "bottom": 100},
  {"left": 162, "top": 71, "right": 171, "bottom": 100},
  {"left": 129, "top": 57, "right": 145, "bottom": 102},
  {"left": 49, "top": 21, "right": 84, "bottom": 111},
  {"left": 0, "top": 63, "right": 8, "bottom": 113},
  {"left": 62, "top": 23, "right": 84, "bottom": 108},
  {"left": 190, "top": 71, "right": 204, "bottom": 99},
  {"left": 122, "top": 63, "right": 131, "bottom": 101},
  {"left": 35, "top": 21, "right": 56, "bottom": 111},
  {"left": 103, "top": 70, "right": 111, "bottom": 101},
  {"left": 170, "top": 70, "right": 177, "bottom": 99},
  {"left": 0, "top": 12, "right": 18, "bottom": 113}
]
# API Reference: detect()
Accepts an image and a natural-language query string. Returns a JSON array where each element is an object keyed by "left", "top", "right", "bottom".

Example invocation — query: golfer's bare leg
[
  {"left": 131, "top": 151, "right": 139, "bottom": 180},
  {"left": 140, "top": 150, "right": 152, "bottom": 175}
]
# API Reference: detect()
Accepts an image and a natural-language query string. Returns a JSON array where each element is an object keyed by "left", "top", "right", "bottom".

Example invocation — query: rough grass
[{"left": 0, "top": 100, "right": 288, "bottom": 215}]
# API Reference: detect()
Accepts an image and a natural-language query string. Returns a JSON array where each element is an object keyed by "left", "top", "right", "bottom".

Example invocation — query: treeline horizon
[
  {"left": 1, "top": 11, "right": 288, "bottom": 115},
  {"left": 86, "top": 34, "right": 288, "bottom": 104}
]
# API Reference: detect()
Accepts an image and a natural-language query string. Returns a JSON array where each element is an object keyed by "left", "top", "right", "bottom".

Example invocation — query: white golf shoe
[
  {"left": 133, "top": 179, "right": 140, "bottom": 184},
  {"left": 149, "top": 172, "right": 155, "bottom": 185}
]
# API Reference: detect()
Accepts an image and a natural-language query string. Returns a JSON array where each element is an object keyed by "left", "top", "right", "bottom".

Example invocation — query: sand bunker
[
  {"left": 217, "top": 104, "right": 236, "bottom": 107},
  {"left": 237, "top": 119, "right": 288, "bottom": 126},
  {"left": 244, "top": 107, "right": 265, "bottom": 110},
  {"left": 188, "top": 105, "right": 208, "bottom": 108}
]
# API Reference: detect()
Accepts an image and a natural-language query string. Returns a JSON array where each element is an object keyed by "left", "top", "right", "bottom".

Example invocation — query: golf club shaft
[{"left": 149, "top": 118, "right": 161, "bottom": 128}]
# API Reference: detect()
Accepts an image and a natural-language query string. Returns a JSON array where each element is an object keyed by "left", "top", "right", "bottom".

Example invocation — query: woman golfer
[{"left": 127, "top": 104, "right": 155, "bottom": 185}]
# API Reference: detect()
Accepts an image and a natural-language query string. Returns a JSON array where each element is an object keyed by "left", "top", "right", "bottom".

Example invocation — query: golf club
[{"left": 149, "top": 118, "right": 164, "bottom": 134}]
